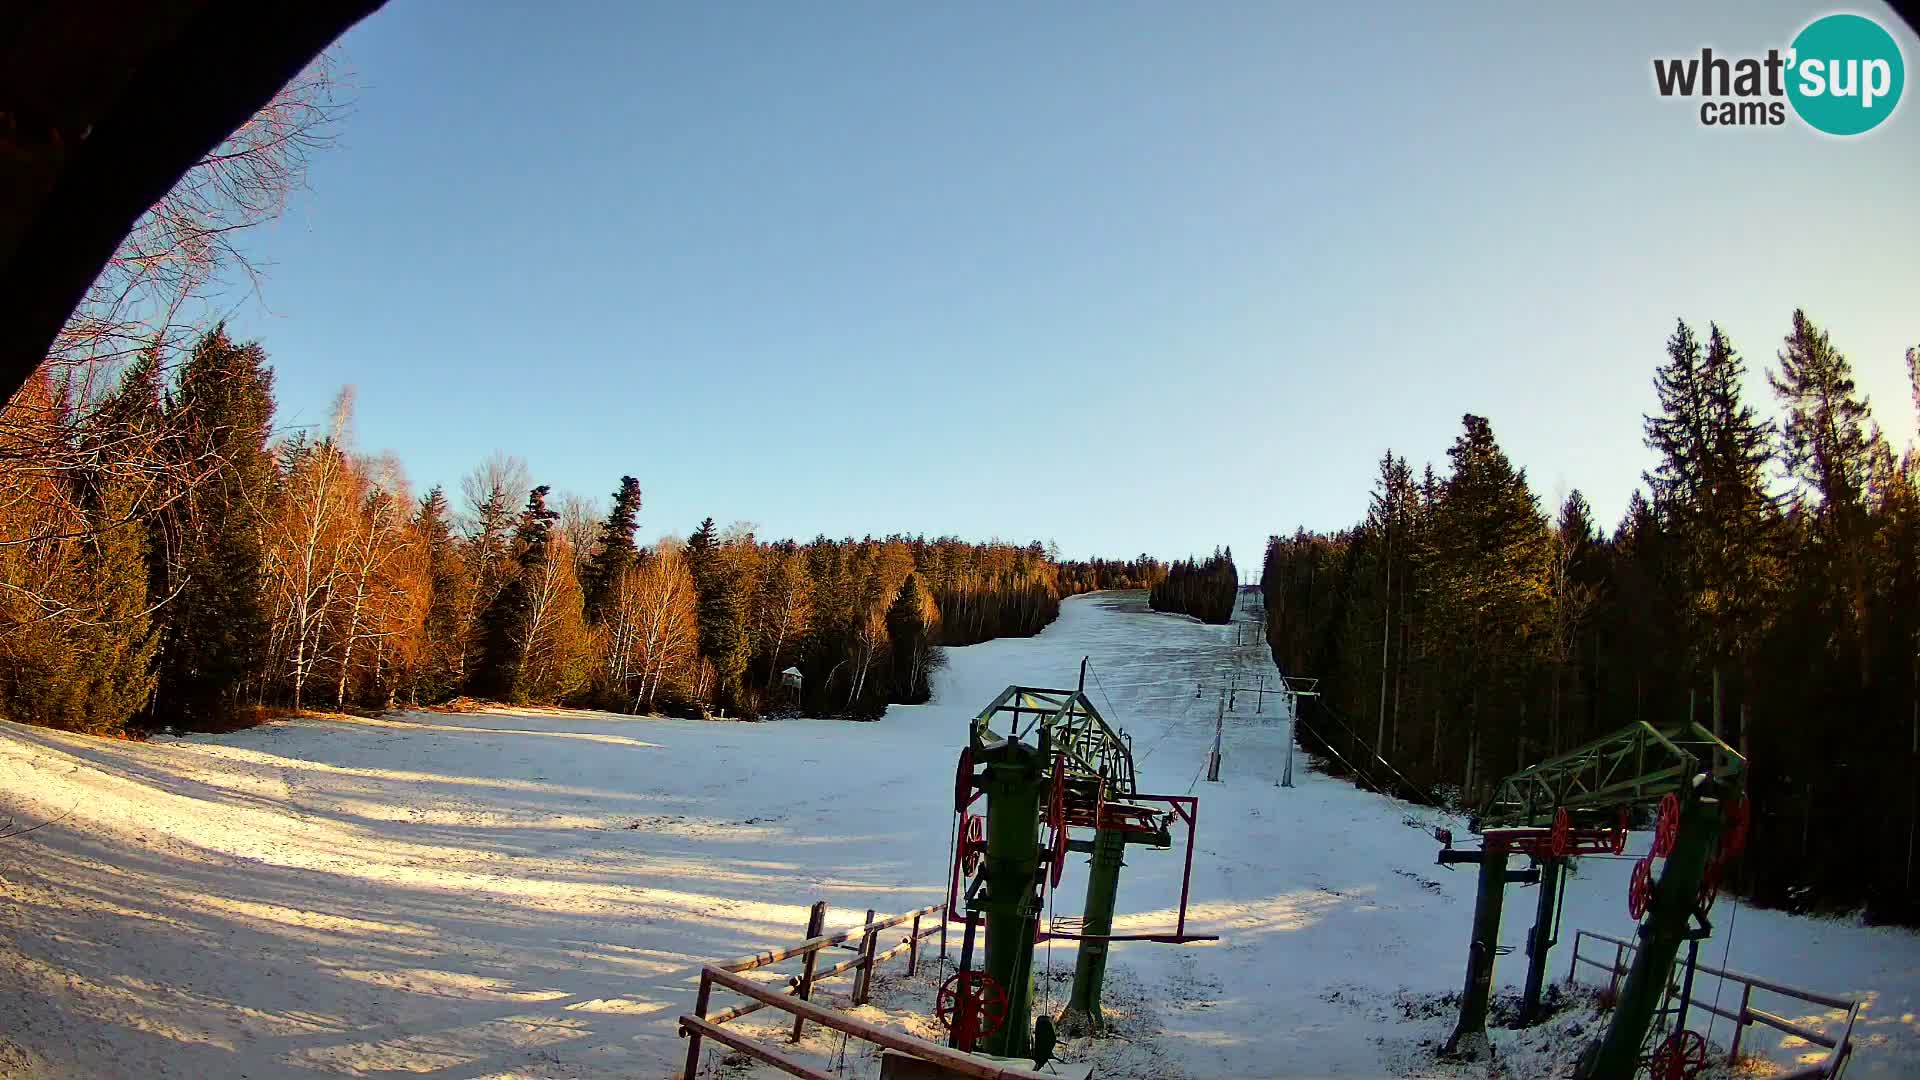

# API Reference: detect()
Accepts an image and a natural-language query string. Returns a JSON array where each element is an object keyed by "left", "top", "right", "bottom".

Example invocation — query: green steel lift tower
[
  {"left": 941, "top": 676, "right": 1212, "bottom": 1060},
  {"left": 1436, "top": 721, "right": 1747, "bottom": 1080}
]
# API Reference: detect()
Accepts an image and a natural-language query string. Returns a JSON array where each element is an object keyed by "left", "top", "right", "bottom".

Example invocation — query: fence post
[
  {"left": 1608, "top": 942, "right": 1625, "bottom": 999},
  {"left": 854, "top": 908, "right": 878, "bottom": 1005},
  {"left": 1566, "top": 931, "right": 1580, "bottom": 986},
  {"left": 908, "top": 912, "right": 923, "bottom": 977},
  {"left": 682, "top": 968, "right": 712, "bottom": 1079},
  {"left": 1729, "top": 983, "right": 1753, "bottom": 1063},
  {"left": 790, "top": 900, "right": 828, "bottom": 1042}
]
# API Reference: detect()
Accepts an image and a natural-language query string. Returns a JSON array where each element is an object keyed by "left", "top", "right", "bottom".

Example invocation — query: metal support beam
[
  {"left": 1578, "top": 792, "right": 1724, "bottom": 1080},
  {"left": 1445, "top": 845, "right": 1510, "bottom": 1054},
  {"left": 1519, "top": 858, "right": 1563, "bottom": 1026},
  {"left": 1059, "top": 826, "right": 1126, "bottom": 1035},
  {"left": 975, "top": 738, "right": 1047, "bottom": 1059}
]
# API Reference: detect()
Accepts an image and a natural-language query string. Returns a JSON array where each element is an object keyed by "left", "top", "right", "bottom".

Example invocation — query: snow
[{"left": 0, "top": 590, "right": 1915, "bottom": 1078}]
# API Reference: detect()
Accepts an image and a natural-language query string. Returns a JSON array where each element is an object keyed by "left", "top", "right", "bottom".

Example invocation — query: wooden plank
[
  {"left": 717, "top": 902, "right": 944, "bottom": 973},
  {"left": 1746, "top": 1007, "right": 1839, "bottom": 1049},
  {"left": 791, "top": 901, "right": 828, "bottom": 1042},
  {"left": 705, "top": 967, "right": 1058, "bottom": 1080},
  {"left": 678, "top": 1015, "right": 835, "bottom": 1080}
]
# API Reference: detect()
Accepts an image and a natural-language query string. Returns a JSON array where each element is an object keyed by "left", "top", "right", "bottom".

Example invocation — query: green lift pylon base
[
  {"left": 1058, "top": 825, "right": 1126, "bottom": 1035},
  {"left": 1438, "top": 720, "right": 1744, "bottom": 1078},
  {"left": 1437, "top": 839, "right": 1542, "bottom": 1053},
  {"left": 969, "top": 732, "right": 1049, "bottom": 1059},
  {"left": 951, "top": 680, "right": 1214, "bottom": 1062},
  {"left": 1519, "top": 856, "right": 1564, "bottom": 1027},
  {"left": 1577, "top": 793, "right": 1724, "bottom": 1080}
]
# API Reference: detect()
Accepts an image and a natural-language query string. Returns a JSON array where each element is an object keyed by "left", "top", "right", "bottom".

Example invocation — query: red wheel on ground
[
  {"left": 1628, "top": 856, "right": 1655, "bottom": 920},
  {"left": 954, "top": 747, "right": 974, "bottom": 814},
  {"left": 1654, "top": 793, "right": 1681, "bottom": 858},
  {"left": 1649, "top": 1028, "right": 1708, "bottom": 1080},
  {"left": 959, "top": 814, "right": 985, "bottom": 876},
  {"left": 1551, "top": 807, "right": 1572, "bottom": 858},
  {"left": 1697, "top": 856, "right": 1722, "bottom": 914},
  {"left": 935, "top": 970, "right": 1008, "bottom": 1046},
  {"left": 1613, "top": 807, "right": 1630, "bottom": 855}
]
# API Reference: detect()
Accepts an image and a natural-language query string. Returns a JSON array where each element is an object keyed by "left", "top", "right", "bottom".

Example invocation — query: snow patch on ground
[{"left": 0, "top": 592, "right": 1915, "bottom": 1078}]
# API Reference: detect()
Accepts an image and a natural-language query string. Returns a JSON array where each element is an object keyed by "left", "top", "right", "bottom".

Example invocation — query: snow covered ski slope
[{"left": 0, "top": 592, "right": 1914, "bottom": 1078}]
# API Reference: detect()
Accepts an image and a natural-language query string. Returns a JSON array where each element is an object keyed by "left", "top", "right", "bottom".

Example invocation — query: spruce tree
[
  {"left": 416, "top": 486, "right": 469, "bottom": 702},
  {"left": 1644, "top": 320, "right": 1778, "bottom": 733},
  {"left": 1771, "top": 310, "right": 1879, "bottom": 677},
  {"left": 473, "top": 485, "right": 557, "bottom": 701},
  {"left": 1429, "top": 414, "right": 1551, "bottom": 789},
  {"left": 886, "top": 572, "right": 940, "bottom": 703},
  {"left": 152, "top": 326, "right": 276, "bottom": 725},
  {"left": 685, "top": 516, "right": 748, "bottom": 711},
  {"left": 581, "top": 475, "right": 642, "bottom": 622}
]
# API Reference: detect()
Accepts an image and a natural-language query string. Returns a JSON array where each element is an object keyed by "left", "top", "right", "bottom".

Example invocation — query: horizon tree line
[{"left": 0, "top": 327, "right": 1175, "bottom": 732}]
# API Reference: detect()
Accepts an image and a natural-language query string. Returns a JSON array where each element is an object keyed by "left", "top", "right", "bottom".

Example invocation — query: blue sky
[{"left": 223, "top": 2, "right": 1920, "bottom": 576}]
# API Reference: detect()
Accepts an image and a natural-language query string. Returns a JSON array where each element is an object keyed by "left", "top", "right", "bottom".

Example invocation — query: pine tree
[
  {"left": 1771, "top": 310, "right": 1879, "bottom": 679},
  {"left": 473, "top": 485, "right": 557, "bottom": 702},
  {"left": 886, "top": 572, "right": 941, "bottom": 703},
  {"left": 581, "top": 475, "right": 642, "bottom": 623},
  {"left": 1428, "top": 414, "right": 1551, "bottom": 790},
  {"left": 686, "top": 516, "right": 751, "bottom": 712},
  {"left": 415, "top": 486, "right": 468, "bottom": 702},
  {"left": 152, "top": 326, "right": 276, "bottom": 725},
  {"left": 55, "top": 480, "right": 162, "bottom": 731},
  {"left": 1644, "top": 320, "right": 1779, "bottom": 736}
]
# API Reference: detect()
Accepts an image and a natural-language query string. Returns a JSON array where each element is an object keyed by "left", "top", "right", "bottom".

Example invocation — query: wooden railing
[
  {"left": 680, "top": 899, "right": 1055, "bottom": 1079},
  {"left": 1567, "top": 928, "right": 1861, "bottom": 1077}
]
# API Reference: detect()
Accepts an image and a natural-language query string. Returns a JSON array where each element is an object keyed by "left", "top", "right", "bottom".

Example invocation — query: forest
[
  {"left": 1263, "top": 313, "right": 1920, "bottom": 922},
  {"left": 1148, "top": 550, "right": 1239, "bottom": 624},
  {"left": 0, "top": 326, "right": 1180, "bottom": 733}
]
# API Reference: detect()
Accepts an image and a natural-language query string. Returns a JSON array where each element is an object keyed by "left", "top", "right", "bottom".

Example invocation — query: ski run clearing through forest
[{"left": 0, "top": 591, "right": 1915, "bottom": 1079}]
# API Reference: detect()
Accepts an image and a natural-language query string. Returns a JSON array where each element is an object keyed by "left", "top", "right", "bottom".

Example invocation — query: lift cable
[
  {"left": 1705, "top": 893, "right": 1741, "bottom": 1049},
  {"left": 1301, "top": 696, "right": 1445, "bottom": 808}
]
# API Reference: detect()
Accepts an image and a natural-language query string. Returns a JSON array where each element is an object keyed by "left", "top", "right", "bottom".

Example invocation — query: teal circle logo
[{"left": 1787, "top": 14, "right": 1905, "bottom": 135}]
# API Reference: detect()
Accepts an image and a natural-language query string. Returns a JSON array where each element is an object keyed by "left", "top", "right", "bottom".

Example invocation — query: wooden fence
[{"left": 678, "top": 899, "right": 1053, "bottom": 1080}]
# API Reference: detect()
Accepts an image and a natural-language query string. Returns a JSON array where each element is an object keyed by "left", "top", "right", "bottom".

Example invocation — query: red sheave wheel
[
  {"left": 1550, "top": 807, "right": 1572, "bottom": 858},
  {"left": 1654, "top": 793, "right": 1681, "bottom": 858},
  {"left": 1649, "top": 1028, "right": 1708, "bottom": 1080},
  {"left": 1628, "top": 856, "right": 1655, "bottom": 920},
  {"left": 1697, "top": 856, "right": 1722, "bottom": 914},
  {"left": 954, "top": 747, "right": 974, "bottom": 815},
  {"left": 935, "top": 970, "right": 1008, "bottom": 1047},
  {"left": 959, "top": 814, "right": 985, "bottom": 876},
  {"left": 1721, "top": 794, "right": 1750, "bottom": 859}
]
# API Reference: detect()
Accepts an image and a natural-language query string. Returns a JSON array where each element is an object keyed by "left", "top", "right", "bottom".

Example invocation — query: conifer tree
[
  {"left": 1645, "top": 320, "right": 1778, "bottom": 736},
  {"left": 152, "top": 326, "right": 276, "bottom": 725},
  {"left": 1771, "top": 310, "right": 1879, "bottom": 678},
  {"left": 473, "top": 485, "right": 557, "bottom": 701},
  {"left": 1428, "top": 414, "right": 1550, "bottom": 788},
  {"left": 581, "top": 475, "right": 642, "bottom": 623},
  {"left": 886, "top": 572, "right": 941, "bottom": 703},
  {"left": 685, "top": 516, "right": 752, "bottom": 711},
  {"left": 415, "top": 486, "right": 468, "bottom": 702}
]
